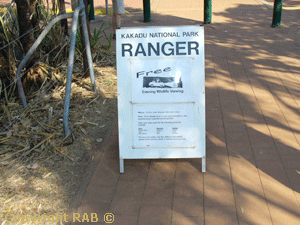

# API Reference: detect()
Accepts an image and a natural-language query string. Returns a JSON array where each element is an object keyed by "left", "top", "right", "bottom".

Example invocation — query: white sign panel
[{"left": 117, "top": 26, "right": 205, "bottom": 173}]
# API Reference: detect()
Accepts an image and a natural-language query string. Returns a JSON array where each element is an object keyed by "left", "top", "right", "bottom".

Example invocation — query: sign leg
[
  {"left": 120, "top": 158, "right": 124, "bottom": 173},
  {"left": 202, "top": 157, "right": 206, "bottom": 172}
]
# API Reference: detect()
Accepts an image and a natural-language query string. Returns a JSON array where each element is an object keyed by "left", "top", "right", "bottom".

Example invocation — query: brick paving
[{"left": 68, "top": 0, "right": 300, "bottom": 224}]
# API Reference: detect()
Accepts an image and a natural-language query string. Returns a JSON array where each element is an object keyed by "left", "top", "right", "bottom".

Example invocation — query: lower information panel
[{"left": 132, "top": 103, "right": 196, "bottom": 149}]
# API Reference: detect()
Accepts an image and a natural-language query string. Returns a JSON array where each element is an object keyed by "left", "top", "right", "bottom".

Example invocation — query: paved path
[
  {"left": 262, "top": 0, "right": 300, "bottom": 7},
  {"left": 68, "top": 0, "right": 300, "bottom": 224}
]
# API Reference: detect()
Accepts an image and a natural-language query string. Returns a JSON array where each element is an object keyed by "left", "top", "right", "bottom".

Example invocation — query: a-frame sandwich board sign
[{"left": 116, "top": 25, "right": 205, "bottom": 173}]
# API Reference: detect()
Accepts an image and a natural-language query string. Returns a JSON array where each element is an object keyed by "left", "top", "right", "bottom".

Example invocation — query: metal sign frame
[{"left": 117, "top": 25, "right": 205, "bottom": 173}]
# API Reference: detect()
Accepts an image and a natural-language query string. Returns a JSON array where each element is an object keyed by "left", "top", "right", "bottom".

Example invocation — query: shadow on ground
[{"left": 67, "top": 3, "right": 300, "bottom": 225}]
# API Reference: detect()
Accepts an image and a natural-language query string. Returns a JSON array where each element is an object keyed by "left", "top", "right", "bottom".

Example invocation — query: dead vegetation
[
  {"left": 1, "top": 2, "right": 118, "bottom": 223},
  {"left": 0, "top": 47, "right": 118, "bottom": 224}
]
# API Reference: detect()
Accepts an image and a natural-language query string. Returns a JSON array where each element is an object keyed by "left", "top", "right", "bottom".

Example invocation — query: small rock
[
  {"left": 0, "top": 161, "right": 9, "bottom": 165},
  {"left": 96, "top": 138, "right": 103, "bottom": 143},
  {"left": 26, "top": 163, "right": 38, "bottom": 169}
]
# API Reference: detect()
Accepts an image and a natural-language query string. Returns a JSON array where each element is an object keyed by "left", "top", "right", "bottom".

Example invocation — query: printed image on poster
[
  {"left": 143, "top": 76, "right": 183, "bottom": 88},
  {"left": 131, "top": 58, "right": 196, "bottom": 103}
]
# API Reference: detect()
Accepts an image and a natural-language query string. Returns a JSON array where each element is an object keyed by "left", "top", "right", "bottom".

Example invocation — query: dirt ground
[
  {"left": 0, "top": 47, "right": 118, "bottom": 224},
  {"left": 0, "top": 2, "right": 119, "bottom": 223}
]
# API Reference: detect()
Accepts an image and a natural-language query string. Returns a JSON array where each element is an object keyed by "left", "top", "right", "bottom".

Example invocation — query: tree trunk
[
  {"left": 58, "top": 0, "right": 68, "bottom": 36},
  {"left": 29, "top": 0, "right": 39, "bottom": 29},
  {"left": 0, "top": 50, "right": 10, "bottom": 98},
  {"left": 15, "top": 0, "right": 36, "bottom": 55},
  {"left": 15, "top": 0, "right": 41, "bottom": 94},
  {"left": 80, "top": 0, "right": 91, "bottom": 78}
]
